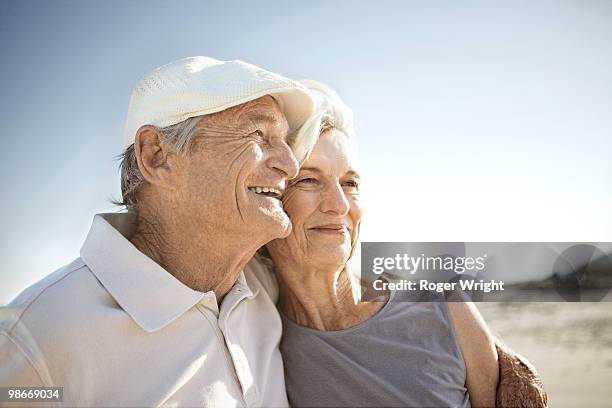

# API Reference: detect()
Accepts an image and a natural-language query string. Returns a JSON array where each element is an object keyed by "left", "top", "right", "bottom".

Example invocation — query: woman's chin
[{"left": 309, "top": 246, "right": 352, "bottom": 268}]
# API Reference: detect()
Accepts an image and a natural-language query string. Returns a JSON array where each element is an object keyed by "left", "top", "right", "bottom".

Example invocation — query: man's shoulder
[
  {"left": 6, "top": 258, "right": 85, "bottom": 303},
  {"left": 0, "top": 258, "right": 115, "bottom": 388},
  {"left": 1, "top": 258, "right": 109, "bottom": 335}
]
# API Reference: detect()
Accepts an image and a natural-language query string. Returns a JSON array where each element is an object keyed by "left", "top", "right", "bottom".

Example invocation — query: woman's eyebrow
[
  {"left": 298, "top": 167, "right": 361, "bottom": 179},
  {"left": 346, "top": 169, "right": 361, "bottom": 179}
]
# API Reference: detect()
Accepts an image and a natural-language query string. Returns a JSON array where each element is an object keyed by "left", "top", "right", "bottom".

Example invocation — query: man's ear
[{"left": 134, "top": 125, "right": 178, "bottom": 189}]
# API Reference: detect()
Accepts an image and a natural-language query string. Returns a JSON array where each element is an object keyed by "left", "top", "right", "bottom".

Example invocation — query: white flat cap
[{"left": 123, "top": 56, "right": 314, "bottom": 149}]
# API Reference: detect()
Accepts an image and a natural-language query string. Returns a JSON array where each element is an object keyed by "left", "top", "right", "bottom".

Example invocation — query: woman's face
[{"left": 267, "top": 129, "right": 362, "bottom": 269}]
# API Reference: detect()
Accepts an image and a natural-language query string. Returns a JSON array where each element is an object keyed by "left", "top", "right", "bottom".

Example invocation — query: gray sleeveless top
[{"left": 280, "top": 290, "right": 471, "bottom": 407}]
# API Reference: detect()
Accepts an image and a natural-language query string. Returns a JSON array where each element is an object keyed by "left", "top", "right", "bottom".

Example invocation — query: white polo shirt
[{"left": 0, "top": 213, "right": 287, "bottom": 407}]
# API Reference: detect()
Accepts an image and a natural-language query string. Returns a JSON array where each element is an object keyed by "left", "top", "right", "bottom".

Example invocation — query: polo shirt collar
[{"left": 80, "top": 212, "right": 216, "bottom": 332}]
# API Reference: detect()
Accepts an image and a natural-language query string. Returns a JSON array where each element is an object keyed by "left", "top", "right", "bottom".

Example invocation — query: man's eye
[
  {"left": 249, "top": 130, "right": 264, "bottom": 138},
  {"left": 297, "top": 178, "right": 318, "bottom": 185}
]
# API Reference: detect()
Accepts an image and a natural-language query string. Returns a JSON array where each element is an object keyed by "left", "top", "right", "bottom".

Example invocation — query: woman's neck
[{"left": 275, "top": 259, "right": 385, "bottom": 331}]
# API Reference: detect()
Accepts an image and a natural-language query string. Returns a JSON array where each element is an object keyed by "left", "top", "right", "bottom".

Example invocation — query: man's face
[{"left": 172, "top": 96, "right": 300, "bottom": 247}]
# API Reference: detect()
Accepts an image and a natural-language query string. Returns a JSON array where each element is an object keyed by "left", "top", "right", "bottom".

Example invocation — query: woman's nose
[{"left": 320, "top": 182, "right": 350, "bottom": 216}]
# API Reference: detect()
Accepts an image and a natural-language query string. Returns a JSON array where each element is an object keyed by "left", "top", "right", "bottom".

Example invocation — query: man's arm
[
  {"left": 495, "top": 341, "right": 548, "bottom": 408},
  {"left": 447, "top": 300, "right": 499, "bottom": 407}
]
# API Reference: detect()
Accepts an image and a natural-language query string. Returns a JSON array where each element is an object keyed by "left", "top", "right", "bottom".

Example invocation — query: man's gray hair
[
  {"left": 291, "top": 80, "right": 356, "bottom": 164},
  {"left": 116, "top": 116, "right": 202, "bottom": 210}
]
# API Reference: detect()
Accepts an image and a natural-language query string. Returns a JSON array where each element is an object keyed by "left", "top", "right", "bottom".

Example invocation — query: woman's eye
[
  {"left": 342, "top": 180, "right": 360, "bottom": 190},
  {"left": 250, "top": 130, "right": 264, "bottom": 138}
]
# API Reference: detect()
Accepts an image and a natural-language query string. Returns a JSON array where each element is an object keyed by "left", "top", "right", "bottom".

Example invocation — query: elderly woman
[
  {"left": 259, "top": 81, "right": 548, "bottom": 407},
  {"left": 257, "top": 80, "right": 495, "bottom": 407}
]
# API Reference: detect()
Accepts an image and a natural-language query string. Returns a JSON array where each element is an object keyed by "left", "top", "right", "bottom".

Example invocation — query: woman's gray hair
[
  {"left": 291, "top": 80, "right": 355, "bottom": 164},
  {"left": 116, "top": 116, "right": 202, "bottom": 210}
]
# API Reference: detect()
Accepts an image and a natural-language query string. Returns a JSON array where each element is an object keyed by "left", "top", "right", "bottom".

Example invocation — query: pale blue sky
[{"left": 2, "top": 0, "right": 611, "bottom": 303}]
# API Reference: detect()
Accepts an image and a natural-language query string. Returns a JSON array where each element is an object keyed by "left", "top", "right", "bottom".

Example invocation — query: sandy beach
[{"left": 477, "top": 302, "right": 612, "bottom": 407}]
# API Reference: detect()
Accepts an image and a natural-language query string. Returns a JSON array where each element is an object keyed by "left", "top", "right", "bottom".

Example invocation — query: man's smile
[{"left": 247, "top": 185, "right": 283, "bottom": 200}]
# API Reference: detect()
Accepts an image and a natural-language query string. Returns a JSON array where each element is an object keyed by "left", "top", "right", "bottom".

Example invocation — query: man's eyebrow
[
  {"left": 239, "top": 112, "right": 280, "bottom": 126},
  {"left": 238, "top": 111, "right": 290, "bottom": 139},
  {"left": 298, "top": 166, "right": 323, "bottom": 174}
]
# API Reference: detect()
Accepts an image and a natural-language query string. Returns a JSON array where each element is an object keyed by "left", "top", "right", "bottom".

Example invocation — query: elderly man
[{"left": 0, "top": 57, "right": 314, "bottom": 406}]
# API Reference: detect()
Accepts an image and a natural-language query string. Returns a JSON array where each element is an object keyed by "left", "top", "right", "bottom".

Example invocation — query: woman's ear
[{"left": 133, "top": 125, "right": 177, "bottom": 190}]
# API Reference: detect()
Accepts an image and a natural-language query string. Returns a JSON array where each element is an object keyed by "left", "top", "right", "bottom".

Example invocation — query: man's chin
[
  {"left": 276, "top": 214, "right": 292, "bottom": 238},
  {"left": 269, "top": 210, "right": 292, "bottom": 239},
  {"left": 250, "top": 205, "right": 292, "bottom": 241}
]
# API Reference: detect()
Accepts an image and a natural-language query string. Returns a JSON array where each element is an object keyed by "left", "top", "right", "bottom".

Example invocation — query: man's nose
[
  {"left": 320, "top": 182, "right": 350, "bottom": 216},
  {"left": 267, "top": 140, "right": 299, "bottom": 180}
]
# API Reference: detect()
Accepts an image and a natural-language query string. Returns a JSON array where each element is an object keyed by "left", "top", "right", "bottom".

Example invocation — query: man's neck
[{"left": 130, "top": 211, "right": 253, "bottom": 301}]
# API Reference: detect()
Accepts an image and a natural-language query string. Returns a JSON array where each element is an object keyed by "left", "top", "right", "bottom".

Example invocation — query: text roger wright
[{"left": 373, "top": 279, "right": 505, "bottom": 293}]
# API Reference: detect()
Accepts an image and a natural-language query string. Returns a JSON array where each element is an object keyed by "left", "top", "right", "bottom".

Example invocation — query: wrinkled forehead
[
  {"left": 234, "top": 95, "right": 289, "bottom": 131},
  {"left": 193, "top": 95, "right": 290, "bottom": 138},
  {"left": 302, "top": 129, "right": 360, "bottom": 176}
]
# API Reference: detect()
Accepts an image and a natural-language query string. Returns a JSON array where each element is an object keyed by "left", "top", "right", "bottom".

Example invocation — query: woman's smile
[{"left": 309, "top": 224, "right": 349, "bottom": 235}]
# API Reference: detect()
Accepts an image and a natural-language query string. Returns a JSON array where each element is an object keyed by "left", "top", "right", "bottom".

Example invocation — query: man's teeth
[{"left": 248, "top": 186, "right": 282, "bottom": 196}]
